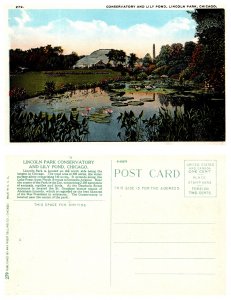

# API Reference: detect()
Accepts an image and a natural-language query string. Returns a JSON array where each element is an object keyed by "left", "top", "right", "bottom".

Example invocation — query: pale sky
[{"left": 8, "top": 9, "right": 197, "bottom": 57}]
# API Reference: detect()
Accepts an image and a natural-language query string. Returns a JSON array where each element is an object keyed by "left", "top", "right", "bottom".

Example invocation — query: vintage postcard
[
  {"left": 1, "top": 0, "right": 230, "bottom": 299},
  {"left": 5, "top": 155, "right": 226, "bottom": 294}
]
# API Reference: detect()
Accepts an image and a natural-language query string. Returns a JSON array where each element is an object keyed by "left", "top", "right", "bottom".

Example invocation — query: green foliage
[
  {"left": 155, "top": 45, "right": 171, "bottom": 67},
  {"left": 44, "top": 81, "right": 56, "bottom": 97},
  {"left": 153, "top": 65, "right": 169, "bottom": 75},
  {"left": 10, "top": 69, "right": 120, "bottom": 98},
  {"left": 189, "top": 9, "right": 225, "bottom": 91},
  {"left": 9, "top": 87, "right": 28, "bottom": 102},
  {"left": 10, "top": 105, "right": 89, "bottom": 142},
  {"left": 150, "top": 73, "right": 160, "bottom": 79},
  {"left": 122, "top": 74, "right": 133, "bottom": 81},
  {"left": 169, "top": 43, "right": 184, "bottom": 62},
  {"left": 117, "top": 110, "right": 144, "bottom": 141},
  {"left": 179, "top": 67, "right": 192, "bottom": 83},
  {"left": 193, "top": 73, "right": 207, "bottom": 84},
  {"left": 184, "top": 41, "right": 196, "bottom": 62},
  {"left": 153, "top": 29, "right": 223, "bottom": 89},
  {"left": 137, "top": 72, "right": 148, "bottom": 81},
  {"left": 117, "top": 104, "right": 224, "bottom": 141},
  {"left": 10, "top": 45, "right": 78, "bottom": 72},
  {"left": 148, "top": 107, "right": 199, "bottom": 141},
  {"left": 106, "top": 49, "right": 126, "bottom": 67},
  {"left": 155, "top": 43, "right": 187, "bottom": 78},
  {"left": 142, "top": 53, "right": 153, "bottom": 67},
  {"left": 128, "top": 53, "right": 138, "bottom": 69}
]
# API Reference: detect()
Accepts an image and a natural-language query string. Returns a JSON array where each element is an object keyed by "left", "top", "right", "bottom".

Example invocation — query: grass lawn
[{"left": 10, "top": 69, "right": 120, "bottom": 97}]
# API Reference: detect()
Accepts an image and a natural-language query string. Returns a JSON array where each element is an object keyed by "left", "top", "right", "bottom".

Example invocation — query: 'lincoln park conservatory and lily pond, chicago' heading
[{"left": 105, "top": 5, "right": 218, "bottom": 9}]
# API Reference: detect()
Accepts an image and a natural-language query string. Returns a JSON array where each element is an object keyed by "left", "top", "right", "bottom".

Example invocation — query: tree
[
  {"left": 170, "top": 43, "right": 183, "bottom": 59},
  {"left": 142, "top": 53, "right": 152, "bottom": 67},
  {"left": 128, "top": 53, "right": 138, "bottom": 69},
  {"left": 117, "top": 50, "right": 126, "bottom": 66},
  {"left": 168, "top": 43, "right": 185, "bottom": 77},
  {"left": 180, "top": 43, "right": 206, "bottom": 83},
  {"left": 106, "top": 49, "right": 116, "bottom": 63},
  {"left": 189, "top": 9, "right": 225, "bottom": 91},
  {"left": 106, "top": 49, "right": 126, "bottom": 67},
  {"left": 10, "top": 48, "right": 26, "bottom": 72},
  {"left": 184, "top": 41, "right": 196, "bottom": 62},
  {"left": 62, "top": 52, "right": 79, "bottom": 69},
  {"left": 10, "top": 45, "right": 77, "bottom": 71},
  {"left": 155, "top": 45, "right": 171, "bottom": 68},
  {"left": 155, "top": 44, "right": 185, "bottom": 77}
]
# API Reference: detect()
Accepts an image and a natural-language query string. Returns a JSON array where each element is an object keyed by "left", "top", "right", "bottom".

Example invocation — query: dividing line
[
  {"left": 135, "top": 272, "right": 216, "bottom": 276},
  {"left": 114, "top": 241, "right": 216, "bottom": 244},
  {"left": 109, "top": 160, "right": 113, "bottom": 287},
  {"left": 114, "top": 222, "right": 216, "bottom": 225},
  {"left": 135, "top": 257, "right": 216, "bottom": 260}
]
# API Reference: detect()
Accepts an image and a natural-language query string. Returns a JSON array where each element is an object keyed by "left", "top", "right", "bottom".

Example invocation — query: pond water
[{"left": 21, "top": 87, "right": 185, "bottom": 141}]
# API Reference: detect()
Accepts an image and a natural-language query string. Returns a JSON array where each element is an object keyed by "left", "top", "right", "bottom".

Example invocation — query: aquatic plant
[
  {"left": 89, "top": 108, "right": 112, "bottom": 123},
  {"left": 117, "top": 104, "right": 225, "bottom": 142},
  {"left": 117, "top": 110, "right": 144, "bottom": 141},
  {"left": 10, "top": 104, "right": 89, "bottom": 142}
]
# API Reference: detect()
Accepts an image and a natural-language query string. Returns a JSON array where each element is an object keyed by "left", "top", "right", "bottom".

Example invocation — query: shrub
[
  {"left": 10, "top": 87, "right": 28, "bottom": 102},
  {"left": 44, "top": 81, "right": 56, "bottom": 97},
  {"left": 137, "top": 72, "right": 148, "bottom": 81}
]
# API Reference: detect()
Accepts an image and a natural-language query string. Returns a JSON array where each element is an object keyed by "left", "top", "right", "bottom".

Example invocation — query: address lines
[
  {"left": 113, "top": 222, "right": 217, "bottom": 276},
  {"left": 114, "top": 221, "right": 216, "bottom": 244}
]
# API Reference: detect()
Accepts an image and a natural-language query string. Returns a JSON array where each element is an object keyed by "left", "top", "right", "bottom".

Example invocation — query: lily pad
[
  {"left": 108, "top": 83, "right": 125, "bottom": 89},
  {"left": 89, "top": 108, "right": 112, "bottom": 123},
  {"left": 141, "top": 98, "right": 155, "bottom": 102},
  {"left": 90, "top": 117, "right": 110, "bottom": 123},
  {"left": 117, "top": 96, "right": 133, "bottom": 100},
  {"left": 111, "top": 102, "right": 128, "bottom": 107},
  {"left": 110, "top": 97, "right": 119, "bottom": 101},
  {"left": 110, "top": 96, "right": 130, "bottom": 102},
  {"left": 127, "top": 101, "right": 144, "bottom": 106}
]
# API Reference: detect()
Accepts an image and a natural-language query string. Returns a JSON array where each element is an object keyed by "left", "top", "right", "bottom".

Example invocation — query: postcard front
[{"left": 8, "top": 3, "right": 225, "bottom": 142}]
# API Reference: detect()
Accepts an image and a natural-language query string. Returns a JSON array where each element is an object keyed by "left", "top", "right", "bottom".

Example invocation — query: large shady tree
[
  {"left": 189, "top": 9, "right": 225, "bottom": 92},
  {"left": 106, "top": 49, "right": 126, "bottom": 67}
]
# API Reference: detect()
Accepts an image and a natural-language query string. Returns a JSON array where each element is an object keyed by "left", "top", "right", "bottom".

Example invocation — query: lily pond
[
  {"left": 13, "top": 86, "right": 225, "bottom": 142},
  {"left": 19, "top": 88, "right": 178, "bottom": 141}
]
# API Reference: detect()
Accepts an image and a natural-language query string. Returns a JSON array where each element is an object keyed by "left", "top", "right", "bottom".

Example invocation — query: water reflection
[
  {"left": 20, "top": 88, "right": 191, "bottom": 141},
  {"left": 158, "top": 94, "right": 184, "bottom": 108}
]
